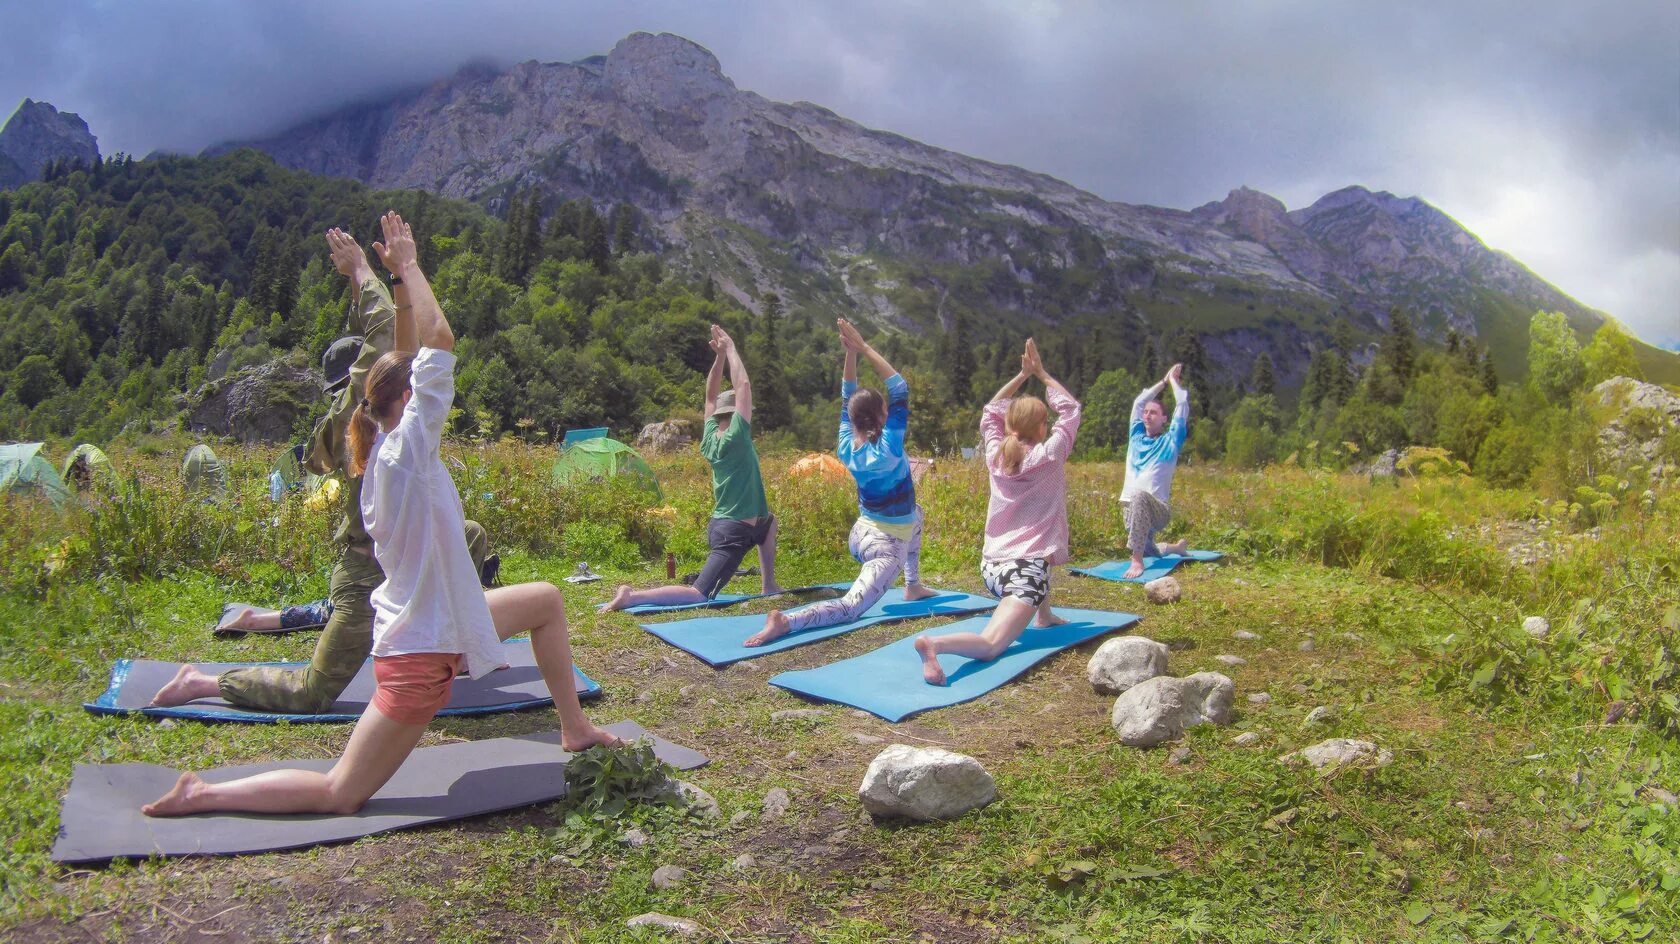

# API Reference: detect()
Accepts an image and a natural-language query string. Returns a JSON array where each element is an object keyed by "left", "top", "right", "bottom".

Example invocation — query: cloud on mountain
[{"left": 3, "top": 0, "right": 1675, "bottom": 345}]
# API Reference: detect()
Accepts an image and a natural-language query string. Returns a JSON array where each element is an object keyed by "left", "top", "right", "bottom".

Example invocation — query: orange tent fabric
[{"left": 787, "top": 453, "right": 848, "bottom": 482}]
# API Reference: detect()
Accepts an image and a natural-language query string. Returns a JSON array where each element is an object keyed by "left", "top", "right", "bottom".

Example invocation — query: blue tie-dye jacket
[{"left": 837, "top": 373, "right": 917, "bottom": 525}]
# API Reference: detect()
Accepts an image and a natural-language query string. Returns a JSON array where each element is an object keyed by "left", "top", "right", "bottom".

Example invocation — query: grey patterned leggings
[
  {"left": 785, "top": 509, "right": 924, "bottom": 633},
  {"left": 1123, "top": 493, "right": 1172, "bottom": 557}
]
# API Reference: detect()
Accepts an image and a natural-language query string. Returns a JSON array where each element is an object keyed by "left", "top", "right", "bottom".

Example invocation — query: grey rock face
[
  {"left": 1086, "top": 636, "right": 1171, "bottom": 694},
  {"left": 0, "top": 99, "right": 100, "bottom": 189},
  {"left": 185, "top": 361, "right": 322, "bottom": 444},
  {"left": 1110, "top": 672, "right": 1235, "bottom": 747},
  {"left": 1592, "top": 377, "right": 1680, "bottom": 474},
  {"left": 1284, "top": 738, "right": 1393, "bottom": 769},
  {"left": 858, "top": 745, "right": 996, "bottom": 821},
  {"left": 1144, "top": 576, "right": 1182, "bottom": 605},
  {"left": 637, "top": 420, "right": 696, "bottom": 454}
]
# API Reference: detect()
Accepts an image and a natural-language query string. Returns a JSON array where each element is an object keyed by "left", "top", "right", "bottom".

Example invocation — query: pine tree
[
  {"left": 1379, "top": 307, "right": 1417, "bottom": 383},
  {"left": 1480, "top": 350, "right": 1499, "bottom": 395},
  {"left": 578, "top": 204, "right": 610, "bottom": 272},
  {"left": 609, "top": 203, "right": 638, "bottom": 255},
  {"left": 1249, "top": 351, "right": 1276, "bottom": 397}
]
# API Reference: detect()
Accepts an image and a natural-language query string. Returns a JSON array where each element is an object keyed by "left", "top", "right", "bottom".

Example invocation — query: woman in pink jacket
[{"left": 915, "top": 338, "right": 1082, "bottom": 685}]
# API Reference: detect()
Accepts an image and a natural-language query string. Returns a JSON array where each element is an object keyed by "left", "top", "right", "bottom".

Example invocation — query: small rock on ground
[
  {"left": 1144, "top": 576, "right": 1182, "bottom": 604},
  {"left": 1303, "top": 705, "right": 1337, "bottom": 725},
  {"left": 1110, "top": 672, "right": 1235, "bottom": 747},
  {"left": 1231, "top": 732, "right": 1261, "bottom": 746},
  {"left": 650, "top": 865, "right": 688, "bottom": 889},
  {"left": 619, "top": 828, "right": 650, "bottom": 847},
  {"left": 1234, "top": 630, "right": 1261, "bottom": 641},
  {"left": 1298, "top": 639, "right": 1316, "bottom": 652},
  {"left": 1523, "top": 616, "right": 1550, "bottom": 639},
  {"left": 1247, "top": 692, "right": 1272, "bottom": 706},
  {"left": 849, "top": 732, "right": 886, "bottom": 745},
  {"left": 1215, "top": 654, "right": 1246, "bottom": 666},
  {"left": 729, "top": 810, "right": 752, "bottom": 827},
  {"left": 762, "top": 787, "right": 791, "bottom": 819},
  {"left": 1168, "top": 746, "right": 1193, "bottom": 765},
  {"left": 674, "top": 780, "right": 720, "bottom": 819},
  {"left": 626, "top": 913, "right": 703, "bottom": 937},
  {"left": 1284, "top": 738, "right": 1394, "bottom": 769},
  {"left": 771, "top": 708, "right": 828, "bottom": 722},
  {"left": 1086, "top": 636, "right": 1171, "bottom": 694},
  {"left": 731, "top": 853, "right": 757, "bottom": 872}
]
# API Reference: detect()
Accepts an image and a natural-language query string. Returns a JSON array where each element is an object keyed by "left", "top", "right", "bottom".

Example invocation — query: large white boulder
[
  {"left": 858, "top": 745, "right": 996, "bottom": 821},
  {"left": 1087, "top": 637, "right": 1170, "bottom": 694},
  {"left": 1110, "top": 672, "right": 1235, "bottom": 747}
]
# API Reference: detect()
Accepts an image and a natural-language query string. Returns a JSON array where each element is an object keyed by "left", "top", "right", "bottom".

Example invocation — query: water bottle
[
  {"left": 666, "top": 552, "right": 677, "bottom": 580},
  {"left": 269, "top": 470, "right": 284, "bottom": 503}
]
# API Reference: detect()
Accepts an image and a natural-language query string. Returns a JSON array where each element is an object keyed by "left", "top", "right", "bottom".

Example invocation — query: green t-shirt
[{"left": 700, "top": 414, "right": 770, "bottom": 521}]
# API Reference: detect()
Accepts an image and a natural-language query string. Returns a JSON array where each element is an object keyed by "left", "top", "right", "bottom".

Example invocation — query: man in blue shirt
[{"left": 1120, "top": 364, "right": 1190, "bottom": 578}]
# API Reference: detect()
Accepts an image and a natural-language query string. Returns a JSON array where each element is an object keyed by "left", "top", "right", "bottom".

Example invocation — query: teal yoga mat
[
  {"left": 1069, "top": 551, "right": 1224, "bottom": 583},
  {"left": 640, "top": 587, "right": 997, "bottom": 667},
  {"left": 599, "top": 583, "right": 846, "bottom": 615},
  {"left": 769, "top": 608, "right": 1142, "bottom": 721}
]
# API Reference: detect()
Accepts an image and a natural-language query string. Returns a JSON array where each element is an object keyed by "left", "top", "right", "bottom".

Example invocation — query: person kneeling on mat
[
  {"left": 604, "top": 324, "right": 781, "bottom": 611},
  {"left": 745, "top": 318, "right": 936, "bottom": 648},
  {"left": 145, "top": 213, "right": 618, "bottom": 818},
  {"left": 915, "top": 338, "right": 1081, "bottom": 685},
  {"left": 1120, "top": 363, "right": 1190, "bottom": 579},
  {"left": 149, "top": 224, "right": 494, "bottom": 711}
]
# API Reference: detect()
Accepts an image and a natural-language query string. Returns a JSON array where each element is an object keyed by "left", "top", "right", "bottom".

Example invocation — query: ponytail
[
  {"left": 848, "top": 388, "right": 886, "bottom": 443},
  {"left": 1000, "top": 395, "right": 1048, "bottom": 476},
  {"left": 344, "top": 350, "right": 416, "bottom": 477}
]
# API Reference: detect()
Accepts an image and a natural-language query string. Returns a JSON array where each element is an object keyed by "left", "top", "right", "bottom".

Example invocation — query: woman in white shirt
[{"left": 145, "top": 213, "right": 618, "bottom": 818}]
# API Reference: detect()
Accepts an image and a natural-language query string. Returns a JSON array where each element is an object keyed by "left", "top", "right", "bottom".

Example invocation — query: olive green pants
[{"left": 218, "top": 521, "right": 489, "bottom": 714}]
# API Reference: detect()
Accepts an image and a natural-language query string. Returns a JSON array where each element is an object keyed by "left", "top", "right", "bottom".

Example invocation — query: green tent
[
  {"left": 182, "top": 444, "right": 228, "bottom": 496},
  {"left": 551, "top": 437, "right": 661, "bottom": 499},
  {"left": 62, "top": 443, "right": 113, "bottom": 491},
  {"left": 1, "top": 442, "right": 71, "bottom": 507}
]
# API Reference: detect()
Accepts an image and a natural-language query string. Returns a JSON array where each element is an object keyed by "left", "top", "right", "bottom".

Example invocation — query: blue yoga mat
[
  {"left": 1069, "top": 550, "right": 1224, "bottom": 584},
  {"left": 85, "top": 640, "right": 600, "bottom": 723},
  {"left": 598, "top": 583, "right": 847, "bottom": 616},
  {"left": 641, "top": 587, "right": 998, "bottom": 667},
  {"left": 769, "top": 608, "right": 1142, "bottom": 721}
]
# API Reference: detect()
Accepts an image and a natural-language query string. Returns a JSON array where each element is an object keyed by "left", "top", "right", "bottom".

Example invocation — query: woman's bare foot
[
  {"left": 744, "top": 610, "right": 791, "bottom": 647},
  {"left": 1033, "top": 609, "right": 1070, "bottom": 628},
  {"left": 150, "top": 665, "right": 220, "bottom": 707},
  {"left": 1122, "top": 559, "right": 1146, "bottom": 579},
  {"left": 603, "top": 585, "right": 634, "bottom": 611},
  {"left": 1160, "top": 539, "right": 1189, "bottom": 557},
  {"left": 761, "top": 581, "right": 784, "bottom": 596},
  {"left": 142, "top": 772, "right": 211, "bottom": 817},
  {"left": 913, "top": 636, "right": 947, "bottom": 686},
  {"left": 223, "top": 606, "right": 258, "bottom": 630},
  {"left": 902, "top": 583, "right": 939, "bottom": 602},
  {"left": 560, "top": 722, "right": 625, "bottom": 753}
]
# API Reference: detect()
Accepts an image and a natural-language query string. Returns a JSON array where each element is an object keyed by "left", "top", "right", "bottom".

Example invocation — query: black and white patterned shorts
[{"left": 981, "top": 557, "right": 1050, "bottom": 608}]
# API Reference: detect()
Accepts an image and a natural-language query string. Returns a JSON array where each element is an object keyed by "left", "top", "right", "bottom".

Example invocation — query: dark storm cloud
[{"left": 3, "top": 1, "right": 1675, "bottom": 343}]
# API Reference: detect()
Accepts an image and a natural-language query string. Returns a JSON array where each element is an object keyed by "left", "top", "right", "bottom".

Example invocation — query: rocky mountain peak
[
  {"left": 604, "top": 32, "right": 736, "bottom": 109},
  {"left": 0, "top": 98, "right": 101, "bottom": 189}
]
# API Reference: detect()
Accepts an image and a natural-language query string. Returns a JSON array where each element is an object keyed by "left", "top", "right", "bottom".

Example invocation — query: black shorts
[
  {"left": 693, "top": 516, "right": 775, "bottom": 599},
  {"left": 981, "top": 557, "right": 1050, "bottom": 608}
]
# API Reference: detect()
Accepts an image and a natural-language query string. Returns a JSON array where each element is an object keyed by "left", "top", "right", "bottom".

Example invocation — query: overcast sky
[{"left": 4, "top": 1, "right": 1677, "bottom": 346}]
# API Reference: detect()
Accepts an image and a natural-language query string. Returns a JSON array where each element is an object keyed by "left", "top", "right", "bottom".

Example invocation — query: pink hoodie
[{"left": 980, "top": 386, "right": 1082, "bottom": 565}]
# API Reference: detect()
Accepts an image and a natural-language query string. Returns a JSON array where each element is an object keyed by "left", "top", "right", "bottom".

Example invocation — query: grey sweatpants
[{"left": 785, "top": 509, "right": 923, "bottom": 633}]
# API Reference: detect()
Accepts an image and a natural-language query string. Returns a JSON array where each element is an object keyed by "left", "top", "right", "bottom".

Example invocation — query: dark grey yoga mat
[
  {"left": 52, "top": 720, "right": 707, "bottom": 863},
  {"left": 211, "top": 602, "right": 323, "bottom": 637}
]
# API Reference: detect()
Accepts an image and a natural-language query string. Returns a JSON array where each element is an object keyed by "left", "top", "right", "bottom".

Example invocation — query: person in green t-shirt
[{"left": 604, "top": 324, "right": 782, "bottom": 610}]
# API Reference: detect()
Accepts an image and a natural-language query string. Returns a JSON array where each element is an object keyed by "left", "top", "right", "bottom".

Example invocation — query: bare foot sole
[
  {"left": 142, "top": 772, "right": 210, "bottom": 817},
  {"left": 913, "top": 636, "right": 947, "bottom": 686},
  {"left": 743, "top": 611, "right": 791, "bottom": 648},
  {"left": 902, "top": 584, "right": 940, "bottom": 602},
  {"left": 603, "top": 585, "right": 633, "bottom": 611},
  {"left": 561, "top": 726, "right": 626, "bottom": 752},
  {"left": 150, "top": 665, "right": 212, "bottom": 707}
]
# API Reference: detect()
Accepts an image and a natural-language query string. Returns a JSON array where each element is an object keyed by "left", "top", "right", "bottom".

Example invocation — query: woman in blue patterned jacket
[{"left": 745, "top": 319, "right": 937, "bottom": 646}]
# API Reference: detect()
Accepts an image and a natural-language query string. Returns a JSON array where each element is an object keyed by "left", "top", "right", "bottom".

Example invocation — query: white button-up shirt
[{"left": 360, "top": 347, "right": 503, "bottom": 678}]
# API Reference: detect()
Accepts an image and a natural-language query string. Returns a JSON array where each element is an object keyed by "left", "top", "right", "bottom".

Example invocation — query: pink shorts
[{"left": 371, "top": 653, "right": 463, "bottom": 725}]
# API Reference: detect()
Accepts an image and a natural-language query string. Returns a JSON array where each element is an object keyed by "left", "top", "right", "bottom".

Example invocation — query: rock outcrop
[
  {"left": 637, "top": 420, "right": 696, "bottom": 454},
  {"left": 184, "top": 361, "right": 321, "bottom": 444},
  {"left": 0, "top": 99, "right": 100, "bottom": 189},
  {"left": 1591, "top": 376, "right": 1680, "bottom": 475}
]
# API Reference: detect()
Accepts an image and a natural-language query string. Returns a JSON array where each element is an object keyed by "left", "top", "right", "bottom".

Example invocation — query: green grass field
[{"left": 1, "top": 443, "right": 1675, "bottom": 942}]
